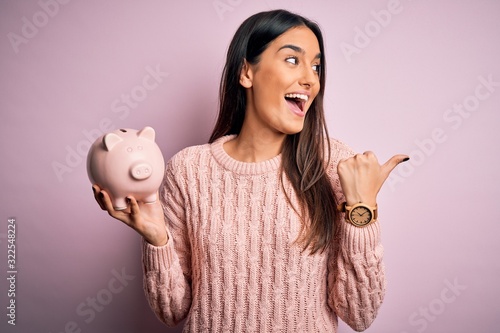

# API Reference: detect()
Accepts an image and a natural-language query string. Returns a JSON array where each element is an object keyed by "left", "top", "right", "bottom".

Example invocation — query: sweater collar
[{"left": 211, "top": 135, "right": 282, "bottom": 175}]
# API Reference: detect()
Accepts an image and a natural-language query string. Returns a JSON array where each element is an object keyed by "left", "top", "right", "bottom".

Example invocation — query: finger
[
  {"left": 128, "top": 196, "right": 141, "bottom": 218},
  {"left": 362, "top": 151, "right": 377, "bottom": 159},
  {"left": 99, "top": 189, "right": 120, "bottom": 216},
  {"left": 361, "top": 151, "right": 379, "bottom": 165},
  {"left": 92, "top": 185, "right": 106, "bottom": 210},
  {"left": 381, "top": 154, "right": 410, "bottom": 178}
]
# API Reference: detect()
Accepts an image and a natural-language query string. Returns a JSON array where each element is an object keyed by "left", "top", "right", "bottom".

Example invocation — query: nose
[
  {"left": 299, "top": 64, "right": 318, "bottom": 89},
  {"left": 130, "top": 162, "right": 153, "bottom": 180}
]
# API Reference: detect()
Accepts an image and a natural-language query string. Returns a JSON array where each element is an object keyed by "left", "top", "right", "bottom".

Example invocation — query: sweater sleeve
[
  {"left": 142, "top": 157, "right": 192, "bottom": 327},
  {"left": 326, "top": 139, "right": 386, "bottom": 331}
]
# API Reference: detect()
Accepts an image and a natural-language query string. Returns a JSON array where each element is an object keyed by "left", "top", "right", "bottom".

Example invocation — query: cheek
[
  {"left": 311, "top": 87, "right": 321, "bottom": 102},
  {"left": 255, "top": 79, "right": 283, "bottom": 105}
]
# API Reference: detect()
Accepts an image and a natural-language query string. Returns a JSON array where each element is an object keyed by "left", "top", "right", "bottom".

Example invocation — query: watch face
[{"left": 350, "top": 206, "right": 372, "bottom": 227}]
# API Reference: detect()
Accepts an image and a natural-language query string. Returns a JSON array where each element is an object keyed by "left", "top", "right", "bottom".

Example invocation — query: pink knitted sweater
[{"left": 142, "top": 135, "right": 385, "bottom": 332}]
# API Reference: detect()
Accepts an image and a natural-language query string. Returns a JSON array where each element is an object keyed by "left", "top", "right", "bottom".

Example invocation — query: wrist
[
  {"left": 143, "top": 228, "right": 169, "bottom": 247},
  {"left": 345, "top": 196, "right": 377, "bottom": 207}
]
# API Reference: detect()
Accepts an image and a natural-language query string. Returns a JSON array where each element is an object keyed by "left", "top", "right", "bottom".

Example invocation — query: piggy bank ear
[
  {"left": 103, "top": 133, "right": 123, "bottom": 151},
  {"left": 138, "top": 126, "right": 156, "bottom": 141}
]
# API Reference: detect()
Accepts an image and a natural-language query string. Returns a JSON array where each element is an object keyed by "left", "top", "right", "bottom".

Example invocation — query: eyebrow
[{"left": 278, "top": 44, "right": 321, "bottom": 60}]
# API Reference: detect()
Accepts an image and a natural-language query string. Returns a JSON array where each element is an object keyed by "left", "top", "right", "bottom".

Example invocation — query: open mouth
[{"left": 284, "top": 93, "right": 309, "bottom": 115}]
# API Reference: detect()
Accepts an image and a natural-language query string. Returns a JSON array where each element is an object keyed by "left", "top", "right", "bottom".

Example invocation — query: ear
[
  {"left": 137, "top": 126, "right": 156, "bottom": 141},
  {"left": 239, "top": 59, "right": 253, "bottom": 88},
  {"left": 103, "top": 133, "right": 123, "bottom": 151}
]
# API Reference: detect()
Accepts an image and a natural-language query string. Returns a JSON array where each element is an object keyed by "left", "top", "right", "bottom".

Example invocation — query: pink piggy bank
[{"left": 87, "top": 126, "right": 165, "bottom": 210}]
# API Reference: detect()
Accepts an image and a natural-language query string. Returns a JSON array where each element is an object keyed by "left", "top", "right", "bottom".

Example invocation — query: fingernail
[{"left": 402, "top": 157, "right": 410, "bottom": 162}]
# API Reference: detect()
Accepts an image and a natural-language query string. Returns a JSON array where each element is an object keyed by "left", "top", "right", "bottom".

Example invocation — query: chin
[{"left": 282, "top": 123, "right": 305, "bottom": 135}]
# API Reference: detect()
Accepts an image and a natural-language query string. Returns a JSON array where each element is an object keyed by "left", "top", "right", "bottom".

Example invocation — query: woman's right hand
[{"left": 92, "top": 184, "right": 168, "bottom": 246}]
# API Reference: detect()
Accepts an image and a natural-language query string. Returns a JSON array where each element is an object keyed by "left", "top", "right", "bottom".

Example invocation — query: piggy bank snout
[{"left": 130, "top": 162, "right": 153, "bottom": 180}]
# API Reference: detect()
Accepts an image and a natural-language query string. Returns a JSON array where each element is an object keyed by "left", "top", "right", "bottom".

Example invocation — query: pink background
[{"left": 1, "top": 0, "right": 499, "bottom": 332}]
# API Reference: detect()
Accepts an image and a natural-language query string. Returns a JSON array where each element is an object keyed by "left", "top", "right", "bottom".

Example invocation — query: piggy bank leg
[
  {"left": 143, "top": 193, "right": 157, "bottom": 204},
  {"left": 113, "top": 197, "right": 128, "bottom": 211}
]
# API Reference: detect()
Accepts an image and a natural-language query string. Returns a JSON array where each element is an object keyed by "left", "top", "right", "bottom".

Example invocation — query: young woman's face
[{"left": 241, "top": 25, "right": 321, "bottom": 138}]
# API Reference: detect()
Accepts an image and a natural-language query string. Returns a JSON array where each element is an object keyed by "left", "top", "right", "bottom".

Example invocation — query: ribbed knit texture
[{"left": 142, "top": 135, "right": 386, "bottom": 332}]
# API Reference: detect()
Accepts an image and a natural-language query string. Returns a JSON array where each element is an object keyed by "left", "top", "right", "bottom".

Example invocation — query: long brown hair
[{"left": 209, "top": 10, "right": 337, "bottom": 254}]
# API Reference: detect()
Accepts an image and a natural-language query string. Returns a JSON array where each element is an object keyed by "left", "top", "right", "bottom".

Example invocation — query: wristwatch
[{"left": 338, "top": 202, "right": 378, "bottom": 227}]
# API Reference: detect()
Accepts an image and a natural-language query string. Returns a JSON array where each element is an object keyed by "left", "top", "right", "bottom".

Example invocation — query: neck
[{"left": 224, "top": 125, "right": 286, "bottom": 163}]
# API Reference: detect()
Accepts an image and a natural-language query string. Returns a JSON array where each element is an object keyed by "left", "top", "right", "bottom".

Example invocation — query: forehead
[{"left": 270, "top": 26, "right": 320, "bottom": 54}]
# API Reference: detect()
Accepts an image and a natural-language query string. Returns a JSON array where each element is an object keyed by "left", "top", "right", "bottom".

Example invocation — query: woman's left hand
[{"left": 337, "top": 152, "right": 409, "bottom": 206}]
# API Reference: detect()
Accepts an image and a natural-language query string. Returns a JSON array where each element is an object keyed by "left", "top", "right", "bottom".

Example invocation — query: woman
[{"left": 93, "top": 9, "right": 408, "bottom": 332}]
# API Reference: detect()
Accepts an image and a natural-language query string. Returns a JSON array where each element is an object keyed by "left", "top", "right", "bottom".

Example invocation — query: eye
[
  {"left": 285, "top": 56, "right": 298, "bottom": 65},
  {"left": 312, "top": 64, "right": 321, "bottom": 74}
]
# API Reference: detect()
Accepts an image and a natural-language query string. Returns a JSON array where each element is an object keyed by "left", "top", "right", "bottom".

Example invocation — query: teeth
[{"left": 284, "top": 93, "right": 309, "bottom": 101}]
